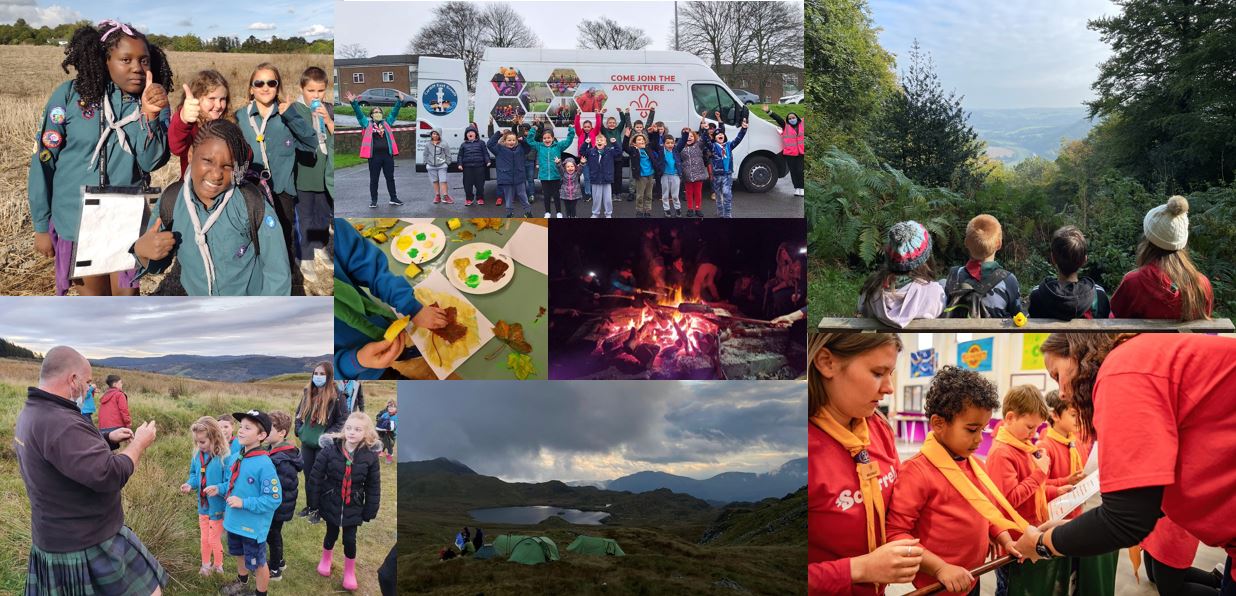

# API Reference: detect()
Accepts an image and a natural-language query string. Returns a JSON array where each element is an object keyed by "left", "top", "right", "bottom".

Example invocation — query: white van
[{"left": 415, "top": 49, "right": 788, "bottom": 193}]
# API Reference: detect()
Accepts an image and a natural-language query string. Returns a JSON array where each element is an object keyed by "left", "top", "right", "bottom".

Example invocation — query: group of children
[
  {"left": 889, "top": 367, "right": 1112, "bottom": 595},
  {"left": 29, "top": 20, "right": 334, "bottom": 296},
  {"left": 858, "top": 194, "right": 1214, "bottom": 326},
  {"left": 180, "top": 404, "right": 383, "bottom": 593}
]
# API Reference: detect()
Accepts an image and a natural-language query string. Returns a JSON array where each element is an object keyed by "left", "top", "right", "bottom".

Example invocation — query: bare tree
[
  {"left": 746, "top": 1, "right": 803, "bottom": 100},
  {"left": 577, "top": 17, "right": 652, "bottom": 50},
  {"left": 409, "top": 1, "right": 540, "bottom": 90},
  {"left": 480, "top": 3, "right": 541, "bottom": 48},
  {"left": 337, "top": 43, "right": 369, "bottom": 59},
  {"left": 677, "top": 1, "right": 740, "bottom": 73}
]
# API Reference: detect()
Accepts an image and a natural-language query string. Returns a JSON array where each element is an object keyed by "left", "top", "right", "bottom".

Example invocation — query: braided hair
[
  {"left": 61, "top": 22, "right": 173, "bottom": 107},
  {"left": 192, "top": 119, "right": 251, "bottom": 185}
]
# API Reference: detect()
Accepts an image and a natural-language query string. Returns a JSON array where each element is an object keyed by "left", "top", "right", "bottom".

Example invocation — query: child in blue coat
[
  {"left": 219, "top": 410, "right": 281, "bottom": 596},
  {"left": 486, "top": 115, "right": 534, "bottom": 218},
  {"left": 180, "top": 416, "right": 232, "bottom": 576},
  {"left": 709, "top": 120, "right": 747, "bottom": 218},
  {"left": 581, "top": 135, "right": 622, "bottom": 218}
]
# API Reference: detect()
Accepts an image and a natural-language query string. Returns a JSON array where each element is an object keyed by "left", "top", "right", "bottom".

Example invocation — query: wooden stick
[{"left": 904, "top": 555, "right": 1016, "bottom": 596}]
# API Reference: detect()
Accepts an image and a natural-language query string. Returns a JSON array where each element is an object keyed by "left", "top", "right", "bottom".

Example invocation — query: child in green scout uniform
[
  {"left": 133, "top": 119, "right": 291, "bottom": 295},
  {"left": 28, "top": 20, "right": 172, "bottom": 296},
  {"left": 293, "top": 66, "right": 334, "bottom": 285},
  {"left": 235, "top": 62, "right": 318, "bottom": 289}
]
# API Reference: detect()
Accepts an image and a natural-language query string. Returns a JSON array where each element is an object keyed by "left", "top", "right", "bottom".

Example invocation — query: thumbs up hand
[
  {"left": 141, "top": 70, "right": 168, "bottom": 121},
  {"left": 134, "top": 217, "right": 175, "bottom": 263},
  {"left": 181, "top": 83, "right": 201, "bottom": 124}
]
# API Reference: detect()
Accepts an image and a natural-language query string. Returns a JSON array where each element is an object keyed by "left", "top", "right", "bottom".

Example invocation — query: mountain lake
[{"left": 468, "top": 506, "right": 611, "bottom": 525}]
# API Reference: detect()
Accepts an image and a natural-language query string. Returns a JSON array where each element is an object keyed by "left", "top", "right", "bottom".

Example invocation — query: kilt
[{"left": 26, "top": 526, "right": 167, "bottom": 596}]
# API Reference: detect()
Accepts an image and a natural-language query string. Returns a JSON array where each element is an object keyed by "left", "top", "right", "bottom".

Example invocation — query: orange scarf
[
  {"left": 921, "top": 432, "right": 1029, "bottom": 534},
  {"left": 994, "top": 426, "right": 1049, "bottom": 522},
  {"left": 811, "top": 413, "right": 888, "bottom": 555},
  {"left": 1044, "top": 427, "right": 1083, "bottom": 476}
]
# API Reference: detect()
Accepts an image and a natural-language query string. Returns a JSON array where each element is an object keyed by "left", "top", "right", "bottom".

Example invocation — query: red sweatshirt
[
  {"left": 985, "top": 440, "right": 1061, "bottom": 526},
  {"left": 1142, "top": 515, "right": 1201, "bottom": 569},
  {"left": 1040, "top": 430, "right": 1085, "bottom": 519},
  {"left": 1110, "top": 262, "right": 1213, "bottom": 319},
  {"left": 887, "top": 453, "right": 1003, "bottom": 594},
  {"left": 573, "top": 111, "right": 602, "bottom": 156},
  {"left": 96, "top": 387, "right": 131, "bottom": 429},
  {"left": 809, "top": 417, "right": 900, "bottom": 595},
  {"left": 169, "top": 110, "right": 198, "bottom": 180}
]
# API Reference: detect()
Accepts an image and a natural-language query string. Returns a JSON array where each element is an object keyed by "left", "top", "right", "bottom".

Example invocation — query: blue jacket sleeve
[
  {"left": 386, "top": 99, "right": 403, "bottom": 125},
  {"left": 351, "top": 100, "right": 369, "bottom": 127},
  {"left": 730, "top": 127, "right": 747, "bottom": 150},
  {"left": 187, "top": 455, "right": 201, "bottom": 489},
  {"left": 487, "top": 131, "right": 502, "bottom": 157},
  {"left": 335, "top": 217, "right": 422, "bottom": 317},
  {"left": 28, "top": 84, "right": 70, "bottom": 234}
]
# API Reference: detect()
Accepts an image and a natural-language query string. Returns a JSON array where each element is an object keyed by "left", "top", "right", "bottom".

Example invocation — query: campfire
[{"left": 591, "top": 287, "right": 722, "bottom": 378}]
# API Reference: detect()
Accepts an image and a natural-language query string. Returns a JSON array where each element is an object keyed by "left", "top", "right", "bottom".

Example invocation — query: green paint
[
  {"left": 466, "top": 274, "right": 481, "bottom": 288},
  {"left": 416, "top": 232, "right": 427, "bottom": 241},
  {"left": 475, "top": 249, "right": 492, "bottom": 261},
  {"left": 408, "top": 247, "right": 419, "bottom": 258}
]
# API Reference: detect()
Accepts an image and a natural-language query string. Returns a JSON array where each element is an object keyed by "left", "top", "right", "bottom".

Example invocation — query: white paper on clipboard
[
  {"left": 1082, "top": 441, "right": 1099, "bottom": 475},
  {"left": 1048, "top": 470, "right": 1100, "bottom": 521},
  {"left": 505, "top": 222, "right": 548, "bottom": 275},
  {"left": 71, "top": 190, "right": 149, "bottom": 278}
]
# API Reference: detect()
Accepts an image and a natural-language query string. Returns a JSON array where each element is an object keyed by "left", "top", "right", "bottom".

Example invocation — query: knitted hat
[
  {"left": 1143, "top": 195, "right": 1190, "bottom": 251},
  {"left": 886, "top": 221, "right": 932, "bottom": 272}
]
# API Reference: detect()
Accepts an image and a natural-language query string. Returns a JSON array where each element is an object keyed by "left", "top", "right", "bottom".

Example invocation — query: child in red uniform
[
  {"left": 1042, "top": 390, "right": 1117, "bottom": 595},
  {"left": 987, "top": 384, "right": 1070, "bottom": 595},
  {"left": 808, "top": 333, "right": 922, "bottom": 595},
  {"left": 887, "top": 366, "right": 1023, "bottom": 595},
  {"left": 1142, "top": 516, "right": 1220, "bottom": 596}
]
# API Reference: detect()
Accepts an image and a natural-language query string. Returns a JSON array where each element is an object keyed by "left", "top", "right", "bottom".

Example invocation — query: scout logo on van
[
  {"left": 422, "top": 82, "right": 457, "bottom": 116},
  {"left": 628, "top": 93, "right": 659, "bottom": 119}
]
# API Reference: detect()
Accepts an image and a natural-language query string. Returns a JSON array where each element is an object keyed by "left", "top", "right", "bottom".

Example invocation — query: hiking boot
[
  {"left": 269, "top": 567, "right": 283, "bottom": 581},
  {"left": 218, "top": 580, "right": 254, "bottom": 596},
  {"left": 389, "top": 198, "right": 404, "bottom": 206},
  {"left": 308, "top": 509, "right": 322, "bottom": 524}
]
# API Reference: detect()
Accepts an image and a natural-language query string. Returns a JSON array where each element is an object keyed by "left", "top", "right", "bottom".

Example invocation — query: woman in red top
[
  {"left": 809, "top": 332, "right": 922, "bottom": 595},
  {"left": 1014, "top": 333, "right": 1236, "bottom": 595},
  {"left": 169, "top": 70, "right": 232, "bottom": 179},
  {"left": 1110, "top": 195, "right": 1214, "bottom": 320}
]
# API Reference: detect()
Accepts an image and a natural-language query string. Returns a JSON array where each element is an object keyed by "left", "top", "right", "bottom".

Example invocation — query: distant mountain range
[
  {"left": 407, "top": 456, "right": 806, "bottom": 505},
  {"left": 969, "top": 107, "right": 1096, "bottom": 164},
  {"left": 90, "top": 354, "right": 330, "bottom": 382}
]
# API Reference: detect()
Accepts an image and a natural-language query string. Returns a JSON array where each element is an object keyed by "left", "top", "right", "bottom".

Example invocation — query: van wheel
[{"left": 740, "top": 155, "right": 777, "bottom": 193}]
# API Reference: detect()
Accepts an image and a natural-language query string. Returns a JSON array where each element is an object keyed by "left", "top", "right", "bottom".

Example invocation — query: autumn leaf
[
  {"left": 493, "top": 320, "right": 532, "bottom": 354},
  {"left": 507, "top": 353, "right": 536, "bottom": 380}
]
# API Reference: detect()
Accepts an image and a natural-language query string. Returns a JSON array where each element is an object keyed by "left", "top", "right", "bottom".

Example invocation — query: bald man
[{"left": 15, "top": 346, "right": 167, "bottom": 596}]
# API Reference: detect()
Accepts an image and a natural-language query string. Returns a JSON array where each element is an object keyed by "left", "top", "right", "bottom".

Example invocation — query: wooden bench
[{"left": 816, "top": 317, "right": 1235, "bottom": 333}]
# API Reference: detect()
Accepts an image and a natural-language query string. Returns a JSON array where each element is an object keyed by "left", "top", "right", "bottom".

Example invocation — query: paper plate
[
  {"left": 445, "top": 242, "right": 515, "bottom": 294},
  {"left": 391, "top": 222, "right": 447, "bottom": 264}
]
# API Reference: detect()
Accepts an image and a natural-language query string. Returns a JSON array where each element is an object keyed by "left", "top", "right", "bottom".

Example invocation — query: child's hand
[
  {"left": 851, "top": 538, "right": 921, "bottom": 585},
  {"left": 141, "top": 71, "right": 169, "bottom": 121},
  {"left": 762, "top": 103, "right": 770, "bottom": 112},
  {"left": 33, "top": 232, "right": 53, "bottom": 257},
  {"left": 413, "top": 305, "right": 449, "bottom": 329},
  {"left": 554, "top": 157, "right": 561, "bottom": 163},
  {"left": 1058, "top": 484, "right": 1074, "bottom": 493},
  {"left": 741, "top": 119, "right": 749, "bottom": 128},
  {"left": 226, "top": 496, "right": 243, "bottom": 508},
  {"left": 204, "top": 486, "right": 220, "bottom": 497},
  {"left": 714, "top": 110, "right": 722, "bottom": 120},
  {"left": 314, "top": 104, "right": 332, "bottom": 122},
  {"left": 179, "top": 483, "right": 192, "bottom": 494},
  {"left": 357, "top": 338, "right": 403, "bottom": 370},
  {"left": 134, "top": 218, "right": 175, "bottom": 262},
  {"left": 1066, "top": 470, "right": 1085, "bottom": 484},
  {"left": 996, "top": 530, "right": 1024, "bottom": 560},
  {"left": 935, "top": 564, "right": 974, "bottom": 593},
  {"left": 181, "top": 84, "right": 200, "bottom": 124},
  {"left": 1033, "top": 450, "right": 1051, "bottom": 474}
]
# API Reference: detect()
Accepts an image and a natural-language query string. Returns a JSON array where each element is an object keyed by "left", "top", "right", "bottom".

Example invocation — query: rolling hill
[
  {"left": 605, "top": 457, "right": 807, "bottom": 504},
  {"left": 90, "top": 353, "right": 332, "bottom": 382},
  {"left": 969, "top": 107, "right": 1095, "bottom": 164}
]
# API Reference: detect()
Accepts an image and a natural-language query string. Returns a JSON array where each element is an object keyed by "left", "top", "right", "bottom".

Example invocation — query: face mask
[
  {"left": 788, "top": 117, "right": 798, "bottom": 125},
  {"left": 312, "top": 374, "right": 327, "bottom": 387}
]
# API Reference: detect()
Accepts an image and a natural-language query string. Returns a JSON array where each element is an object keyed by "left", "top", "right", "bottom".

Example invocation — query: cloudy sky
[
  {"left": 338, "top": 0, "right": 680, "bottom": 56},
  {"left": 0, "top": 297, "right": 332, "bottom": 359},
  {"left": 1, "top": 0, "right": 333, "bottom": 40},
  {"left": 399, "top": 381, "right": 806, "bottom": 483},
  {"left": 870, "top": 0, "right": 1117, "bottom": 109}
]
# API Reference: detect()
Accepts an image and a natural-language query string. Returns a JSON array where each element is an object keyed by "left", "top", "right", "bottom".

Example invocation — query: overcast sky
[
  {"left": 0, "top": 297, "right": 332, "bottom": 359},
  {"left": 337, "top": 0, "right": 680, "bottom": 56},
  {"left": 0, "top": 0, "right": 333, "bottom": 40},
  {"left": 871, "top": 0, "right": 1117, "bottom": 109},
  {"left": 399, "top": 380, "right": 806, "bottom": 483}
]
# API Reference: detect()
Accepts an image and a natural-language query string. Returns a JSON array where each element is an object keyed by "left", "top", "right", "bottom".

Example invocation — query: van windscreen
[{"left": 692, "top": 84, "right": 739, "bottom": 125}]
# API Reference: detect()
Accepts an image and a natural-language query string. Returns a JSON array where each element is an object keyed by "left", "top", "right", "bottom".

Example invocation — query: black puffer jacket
[
  {"left": 268, "top": 441, "right": 303, "bottom": 522},
  {"left": 309, "top": 437, "right": 381, "bottom": 527}
]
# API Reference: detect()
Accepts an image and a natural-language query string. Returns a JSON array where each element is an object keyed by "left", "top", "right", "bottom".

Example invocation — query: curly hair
[
  {"left": 190, "top": 415, "right": 230, "bottom": 459},
  {"left": 1039, "top": 333, "right": 1137, "bottom": 441},
  {"left": 924, "top": 365, "right": 999, "bottom": 421},
  {"left": 192, "top": 119, "right": 251, "bottom": 185},
  {"left": 61, "top": 22, "right": 173, "bottom": 108},
  {"left": 178, "top": 69, "right": 231, "bottom": 119}
]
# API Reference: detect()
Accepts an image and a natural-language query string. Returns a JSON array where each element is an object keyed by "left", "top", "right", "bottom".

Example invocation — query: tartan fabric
[{"left": 26, "top": 526, "right": 168, "bottom": 596}]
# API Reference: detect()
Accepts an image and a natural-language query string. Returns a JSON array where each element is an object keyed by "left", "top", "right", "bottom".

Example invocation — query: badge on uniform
[
  {"left": 284, "top": 138, "right": 292, "bottom": 147},
  {"left": 256, "top": 134, "right": 264, "bottom": 142},
  {"left": 41, "top": 130, "right": 62, "bottom": 149},
  {"left": 82, "top": 108, "right": 95, "bottom": 120},
  {"left": 247, "top": 476, "right": 255, "bottom": 484},
  {"left": 264, "top": 215, "right": 276, "bottom": 229},
  {"left": 39, "top": 150, "right": 52, "bottom": 163},
  {"left": 49, "top": 107, "right": 66, "bottom": 124}
]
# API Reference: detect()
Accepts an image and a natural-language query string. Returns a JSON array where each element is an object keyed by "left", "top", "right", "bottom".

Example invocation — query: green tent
[
  {"left": 566, "top": 535, "right": 625, "bottom": 556},
  {"left": 493, "top": 535, "right": 531, "bottom": 557},
  {"left": 507, "top": 537, "right": 560, "bottom": 565}
]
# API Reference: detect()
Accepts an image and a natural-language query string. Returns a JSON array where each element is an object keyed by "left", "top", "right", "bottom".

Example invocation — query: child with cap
[
  {"left": 219, "top": 410, "right": 280, "bottom": 596},
  {"left": 858, "top": 220, "right": 945, "bottom": 327},
  {"left": 1028, "top": 226, "right": 1112, "bottom": 320},
  {"left": 1110, "top": 195, "right": 1214, "bottom": 320},
  {"left": 943, "top": 214, "right": 1024, "bottom": 318}
]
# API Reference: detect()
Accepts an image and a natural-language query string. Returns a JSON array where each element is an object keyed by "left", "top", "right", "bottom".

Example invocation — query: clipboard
[{"left": 69, "top": 184, "right": 161, "bottom": 279}]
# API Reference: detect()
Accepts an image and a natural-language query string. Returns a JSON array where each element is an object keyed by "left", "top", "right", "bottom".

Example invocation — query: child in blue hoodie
[
  {"left": 709, "top": 119, "right": 747, "bottom": 218},
  {"left": 180, "top": 416, "right": 232, "bottom": 576},
  {"left": 219, "top": 410, "right": 280, "bottom": 596},
  {"left": 486, "top": 116, "right": 534, "bottom": 217},
  {"left": 333, "top": 218, "right": 448, "bottom": 379}
]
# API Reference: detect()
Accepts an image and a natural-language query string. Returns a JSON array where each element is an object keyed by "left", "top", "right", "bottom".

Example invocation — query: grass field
[
  {"left": 0, "top": 46, "right": 332, "bottom": 296},
  {"left": 0, "top": 358, "right": 396, "bottom": 595}
]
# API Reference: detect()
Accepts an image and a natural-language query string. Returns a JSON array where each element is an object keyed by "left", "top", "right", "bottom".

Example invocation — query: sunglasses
[{"left": 251, "top": 79, "right": 279, "bottom": 89}]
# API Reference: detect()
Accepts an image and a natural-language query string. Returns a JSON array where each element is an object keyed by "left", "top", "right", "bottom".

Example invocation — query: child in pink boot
[
  {"left": 375, "top": 401, "right": 397, "bottom": 465},
  {"left": 310, "top": 412, "right": 382, "bottom": 591}
]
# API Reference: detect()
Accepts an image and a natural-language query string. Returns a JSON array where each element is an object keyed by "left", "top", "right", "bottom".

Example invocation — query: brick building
[
  {"left": 719, "top": 63, "right": 803, "bottom": 103},
  {"left": 334, "top": 54, "right": 443, "bottom": 102}
]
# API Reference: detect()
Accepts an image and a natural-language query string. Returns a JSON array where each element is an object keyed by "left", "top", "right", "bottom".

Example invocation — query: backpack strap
[
  {"left": 157, "top": 181, "right": 182, "bottom": 230},
  {"left": 238, "top": 183, "right": 270, "bottom": 257}
]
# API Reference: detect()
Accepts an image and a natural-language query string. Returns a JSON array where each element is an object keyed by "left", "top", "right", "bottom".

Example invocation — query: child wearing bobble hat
[
  {"left": 858, "top": 220, "right": 946, "bottom": 327},
  {"left": 1111, "top": 195, "right": 1214, "bottom": 320}
]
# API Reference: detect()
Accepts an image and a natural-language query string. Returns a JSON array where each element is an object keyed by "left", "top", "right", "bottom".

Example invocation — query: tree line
[{"left": 0, "top": 19, "right": 331, "bottom": 54}]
